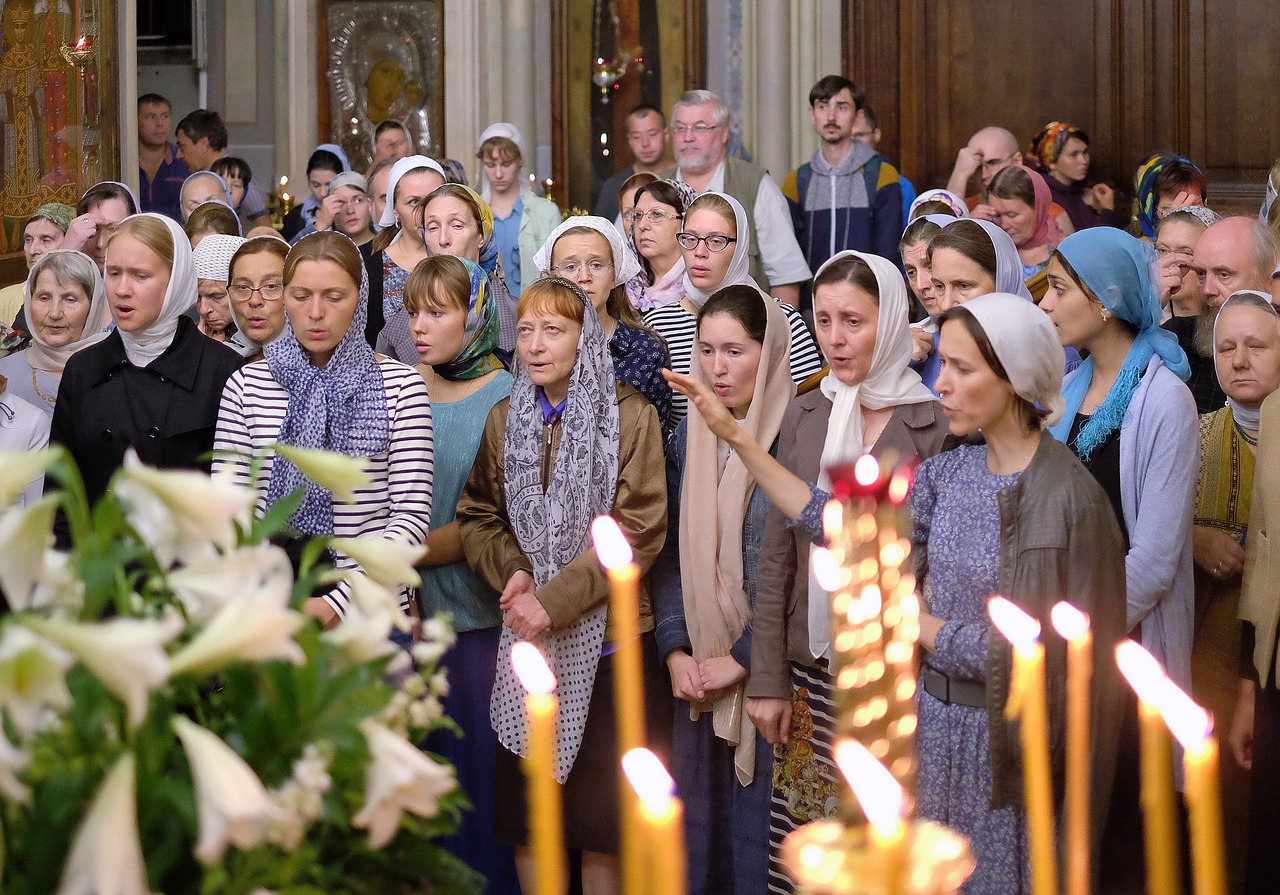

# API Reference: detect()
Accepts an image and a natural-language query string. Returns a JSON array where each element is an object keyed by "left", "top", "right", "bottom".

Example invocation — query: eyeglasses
[
  {"left": 979, "top": 152, "right": 1018, "bottom": 173},
  {"left": 672, "top": 123, "right": 723, "bottom": 138},
  {"left": 676, "top": 232, "right": 737, "bottom": 252},
  {"left": 623, "top": 209, "right": 681, "bottom": 225},
  {"left": 228, "top": 282, "right": 285, "bottom": 302},
  {"left": 552, "top": 260, "right": 613, "bottom": 279}
]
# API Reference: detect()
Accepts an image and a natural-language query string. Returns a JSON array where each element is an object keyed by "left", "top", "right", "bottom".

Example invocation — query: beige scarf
[{"left": 679, "top": 289, "right": 795, "bottom": 785}]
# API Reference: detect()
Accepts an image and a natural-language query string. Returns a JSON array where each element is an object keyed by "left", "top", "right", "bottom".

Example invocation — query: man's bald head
[
  {"left": 1194, "top": 216, "right": 1279, "bottom": 309},
  {"left": 967, "top": 127, "right": 1023, "bottom": 187}
]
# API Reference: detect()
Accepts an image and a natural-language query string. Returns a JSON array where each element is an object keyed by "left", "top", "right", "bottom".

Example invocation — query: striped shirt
[
  {"left": 642, "top": 299, "right": 824, "bottom": 423},
  {"left": 213, "top": 357, "right": 434, "bottom": 618}
]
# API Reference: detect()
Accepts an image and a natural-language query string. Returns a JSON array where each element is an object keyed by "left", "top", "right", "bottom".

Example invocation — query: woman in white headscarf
[
  {"left": 909, "top": 293, "right": 1127, "bottom": 894},
  {"left": 533, "top": 215, "right": 674, "bottom": 437},
  {"left": 50, "top": 214, "right": 244, "bottom": 504},
  {"left": 192, "top": 234, "right": 246, "bottom": 343},
  {"left": 643, "top": 191, "right": 823, "bottom": 424}
]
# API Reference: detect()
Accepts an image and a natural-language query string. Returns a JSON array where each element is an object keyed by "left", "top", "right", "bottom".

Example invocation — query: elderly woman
[
  {"left": 225, "top": 236, "right": 290, "bottom": 360},
  {"left": 213, "top": 231, "right": 433, "bottom": 629},
  {"left": 179, "top": 171, "right": 234, "bottom": 222},
  {"left": 191, "top": 234, "right": 246, "bottom": 343},
  {"left": 533, "top": 215, "right": 674, "bottom": 437},
  {"left": 987, "top": 165, "right": 1070, "bottom": 298},
  {"left": 626, "top": 179, "right": 695, "bottom": 312},
  {"left": 927, "top": 218, "right": 1035, "bottom": 311},
  {"left": 0, "top": 251, "right": 109, "bottom": 414},
  {"left": 456, "top": 276, "right": 667, "bottom": 895},
  {"left": 51, "top": 214, "right": 243, "bottom": 504},
  {"left": 0, "top": 203, "right": 74, "bottom": 329}
]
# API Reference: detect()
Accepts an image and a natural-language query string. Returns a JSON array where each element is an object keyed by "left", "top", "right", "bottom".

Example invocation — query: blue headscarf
[{"left": 1048, "top": 228, "right": 1191, "bottom": 460}]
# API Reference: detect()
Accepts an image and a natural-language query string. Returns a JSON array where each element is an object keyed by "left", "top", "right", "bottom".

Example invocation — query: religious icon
[{"left": 321, "top": 0, "right": 444, "bottom": 173}]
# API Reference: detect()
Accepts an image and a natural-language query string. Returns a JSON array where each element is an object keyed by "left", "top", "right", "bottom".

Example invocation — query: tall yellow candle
[
  {"left": 989, "top": 597, "right": 1057, "bottom": 895},
  {"left": 1116, "top": 641, "right": 1182, "bottom": 895},
  {"left": 623, "top": 748, "right": 688, "bottom": 895},
  {"left": 592, "top": 516, "right": 646, "bottom": 895},
  {"left": 513, "top": 642, "right": 566, "bottom": 895},
  {"left": 833, "top": 739, "right": 908, "bottom": 895},
  {"left": 1051, "top": 602, "right": 1092, "bottom": 895},
  {"left": 1159, "top": 681, "right": 1228, "bottom": 895}
]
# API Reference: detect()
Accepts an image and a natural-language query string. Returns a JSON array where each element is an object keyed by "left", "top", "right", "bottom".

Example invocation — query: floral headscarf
[
  {"left": 431, "top": 257, "right": 504, "bottom": 381},
  {"left": 1028, "top": 122, "right": 1086, "bottom": 170},
  {"left": 1135, "top": 153, "right": 1204, "bottom": 239}
]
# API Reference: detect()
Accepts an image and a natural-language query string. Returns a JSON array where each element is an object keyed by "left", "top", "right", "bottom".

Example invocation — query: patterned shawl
[{"left": 432, "top": 257, "right": 504, "bottom": 381}]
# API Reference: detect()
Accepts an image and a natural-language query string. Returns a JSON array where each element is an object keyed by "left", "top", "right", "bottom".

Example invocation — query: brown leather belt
[{"left": 921, "top": 666, "right": 986, "bottom": 708}]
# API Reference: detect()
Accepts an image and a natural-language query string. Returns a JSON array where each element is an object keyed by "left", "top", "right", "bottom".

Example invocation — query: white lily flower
[
  {"left": 272, "top": 444, "right": 371, "bottom": 503},
  {"left": 352, "top": 719, "right": 456, "bottom": 847},
  {"left": 0, "top": 496, "right": 59, "bottom": 610},
  {"left": 321, "top": 600, "right": 396, "bottom": 666},
  {"left": 168, "top": 580, "right": 305, "bottom": 678},
  {"left": 24, "top": 614, "right": 179, "bottom": 729},
  {"left": 167, "top": 544, "right": 293, "bottom": 624},
  {"left": 345, "top": 570, "right": 413, "bottom": 633},
  {"left": 0, "top": 625, "right": 73, "bottom": 736},
  {"left": 57, "top": 752, "right": 154, "bottom": 895},
  {"left": 114, "top": 450, "right": 255, "bottom": 567},
  {"left": 171, "top": 716, "right": 281, "bottom": 864},
  {"left": 28, "top": 550, "right": 85, "bottom": 613},
  {"left": 0, "top": 726, "right": 31, "bottom": 802},
  {"left": 329, "top": 535, "right": 423, "bottom": 590},
  {"left": 0, "top": 448, "right": 60, "bottom": 509}
]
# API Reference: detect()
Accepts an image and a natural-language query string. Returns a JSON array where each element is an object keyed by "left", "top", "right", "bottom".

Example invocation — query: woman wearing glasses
[
  {"left": 533, "top": 216, "right": 673, "bottom": 438},
  {"left": 643, "top": 192, "right": 823, "bottom": 424},
  {"left": 625, "top": 179, "right": 695, "bottom": 313},
  {"left": 225, "top": 236, "right": 290, "bottom": 360}
]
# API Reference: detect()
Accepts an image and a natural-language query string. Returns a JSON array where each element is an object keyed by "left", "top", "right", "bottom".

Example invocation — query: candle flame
[
  {"left": 591, "top": 515, "right": 634, "bottom": 569},
  {"left": 74, "top": 35, "right": 89, "bottom": 50},
  {"left": 1156, "top": 684, "right": 1213, "bottom": 749},
  {"left": 811, "top": 547, "right": 842, "bottom": 592},
  {"left": 833, "top": 739, "right": 904, "bottom": 830},
  {"left": 1050, "top": 602, "right": 1090, "bottom": 641},
  {"left": 822, "top": 499, "right": 842, "bottom": 540},
  {"left": 621, "top": 747, "right": 675, "bottom": 807},
  {"left": 512, "top": 641, "right": 556, "bottom": 695},
  {"left": 1114, "top": 639, "right": 1169, "bottom": 705},
  {"left": 854, "top": 454, "right": 880, "bottom": 487},
  {"left": 988, "top": 596, "right": 1040, "bottom": 648}
]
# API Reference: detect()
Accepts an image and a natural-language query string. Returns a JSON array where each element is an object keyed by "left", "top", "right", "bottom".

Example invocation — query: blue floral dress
[{"left": 910, "top": 444, "right": 1030, "bottom": 895}]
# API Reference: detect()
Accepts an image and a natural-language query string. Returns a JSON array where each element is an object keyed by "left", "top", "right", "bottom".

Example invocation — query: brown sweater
[{"left": 456, "top": 382, "right": 667, "bottom": 640}]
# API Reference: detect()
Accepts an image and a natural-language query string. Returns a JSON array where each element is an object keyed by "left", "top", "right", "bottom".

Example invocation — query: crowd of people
[{"left": 4, "top": 73, "right": 1280, "bottom": 895}]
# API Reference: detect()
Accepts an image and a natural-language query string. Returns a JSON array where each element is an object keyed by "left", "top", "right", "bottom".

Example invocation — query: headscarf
[
  {"left": 29, "top": 202, "right": 75, "bottom": 232},
  {"left": 681, "top": 192, "right": 759, "bottom": 308},
  {"left": 1262, "top": 176, "right": 1278, "bottom": 224},
  {"left": 299, "top": 144, "right": 352, "bottom": 223},
  {"left": 1166, "top": 204, "right": 1222, "bottom": 229},
  {"left": 532, "top": 215, "right": 643, "bottom": 290},
  {"left": 376, "top": 155, "right": 447, "bottom": 230},
  {"left": 1135, "top": 153, "right": 1203, "bottom": 238},
  {"left": 264, "top": 233, "right": 389, "bottom": 535},
  {"left": 681, "top": 290, "right": 794, "bottom": 784},
  {"left": 1028, "top": 121, "right": 1086, "bottom": 170},
  {"left": 179, "top": 171, "right": 233, "bottom": 220},
  {"left": 22, "top": 250, "right": 110, "bottom": 373},
  {"left": 1214, "top": 291, "right": 1279, "bottom": 430},
  {"left": 1014, "top": 165, "right": 1067, "bottom": 250},
  {"left": 1049, "top": 228, "right": 1191, "bottom": 459},
  {"left": 81, "top": 181, "right": 140, "bottom": 215},
  {"left": 326, "top": 171, "right": 367, "bottom": 197},
  {"left": 908, "top": 188, "right": 968, "bottom": 221},
  {"left": 421, "top": 183, "right": 499, "bottom": 274},
  {"left": 115, "top": 214, "right": 199, "bottom": 367},
  {"left": 629, "top": 179, "right": 696, "bottom": 311},
  {"left": 489, "top": 276, "right": 621, "bottom": 783},
  {"left": 960, "top": 293, "right": 1066, "bottom": 424},
  {"left": 192, "top": 234, "right": 247, "bottom": 282},
  {"left": 431, "top": 258, "right": 504, "bottom": 381},
  {"left": 809, "top": 250, "right": 939, "bottom": 660},
  {"left": 476, "top": 122, "right": 532, "bottom": 202},
  {"left": 938, "top": 218, "right": 1035, "bottom": 301}
]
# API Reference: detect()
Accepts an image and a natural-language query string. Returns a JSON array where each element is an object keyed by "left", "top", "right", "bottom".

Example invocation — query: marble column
[
  {"left": 753, "top": 0, "right": 791, "bottom": 182},
  {"left": 502, "top": 0, "right": 538, "bottom": 181},
  {"left": 790, "top": 0, "right": 843, "bottom": 166}
]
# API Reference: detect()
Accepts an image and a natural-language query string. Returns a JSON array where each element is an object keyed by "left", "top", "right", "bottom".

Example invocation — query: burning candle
[
  {"left": 1158, "top": 676, "right": 1227, "bottom": 895},
  {"left": 74, "top": 35, "right": 90, "bottom": 52},
  {"left": 592, "top": 515, "right": 645, "bottom": 895},
  {"left": 279, "top": 174, "right": 289, "bottom": 190},
  {"left": 1115, "top": 641, "right": 1182, "bottom": 895},
  {"left": 989, "top": 597, "right": 1057, "bottom": 895},
  {"left": 1051, "top": 602, "right": 1092, "bottom": 895},
  {"left": 513, "top": 642, "right": 566, "bottom": 895},
  {"left": 622, "top": 748, "right": 687, "bottom": 895},
  {"left": 834, "top": 739, "right": 908, "bottom": 895}
]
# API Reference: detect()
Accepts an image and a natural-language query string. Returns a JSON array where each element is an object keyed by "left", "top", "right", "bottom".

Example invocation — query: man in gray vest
[{"left": 670, "top": 90, "right": 811, "bottom": 308}]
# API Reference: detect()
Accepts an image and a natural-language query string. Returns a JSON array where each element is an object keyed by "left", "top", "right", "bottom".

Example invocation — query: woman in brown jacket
[{"left": 456, "top": 276, "right": 666, "bottom": 895}]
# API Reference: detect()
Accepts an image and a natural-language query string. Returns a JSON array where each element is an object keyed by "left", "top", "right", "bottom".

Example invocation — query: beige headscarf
[{"left": 679, "top": 288, "right": 795, "bottom": 785}]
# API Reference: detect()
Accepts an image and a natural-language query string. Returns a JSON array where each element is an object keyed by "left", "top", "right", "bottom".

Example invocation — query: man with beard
[
  {"left": 1167, "top": 216, "right": 1280, "bottom": 413},
  {"left": 783, "top": 76, "right": 903, "bottom": 276}
]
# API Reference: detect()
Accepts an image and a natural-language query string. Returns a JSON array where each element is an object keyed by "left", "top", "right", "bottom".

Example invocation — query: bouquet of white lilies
[{"left": 0, "top": 447, "right": 480, "bottom": 895}]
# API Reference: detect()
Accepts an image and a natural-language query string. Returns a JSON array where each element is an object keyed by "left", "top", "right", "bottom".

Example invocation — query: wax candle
[
  {"left": 1115, "top": 641, "right": 1182, "bottom": 895},
  {"left": 1051, "top": 602, "right": 1092, "bottom": 895},
  {"left": 1159, "top": 679, "right": 1227, "bottom": 895},
  {"left": 592, "top": 516, "right": 646, "bottom": 895},
  {"left": 513, "top": 642, "right": 566, "bottom": 895},
  {"left": 622, "top": 748, "right": 687, "bottom": 895},
  {"left": 834, "top": 739, "right": 908, "bottom": 895},
  {"left": 989, "top": 597, "right": 1056, "bottom": 895}
]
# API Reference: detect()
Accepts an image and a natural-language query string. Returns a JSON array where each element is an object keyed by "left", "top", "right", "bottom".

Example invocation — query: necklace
[{"left": 31, "top": 368, "right": 56, "bottom": 406}]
